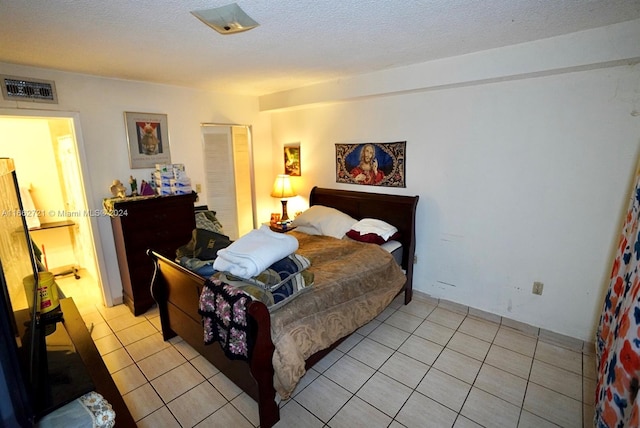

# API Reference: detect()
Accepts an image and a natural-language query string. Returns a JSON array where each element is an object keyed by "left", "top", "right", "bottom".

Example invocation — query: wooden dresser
[{"left": 110, "top": 193, "right": 197, "bottom": 315}]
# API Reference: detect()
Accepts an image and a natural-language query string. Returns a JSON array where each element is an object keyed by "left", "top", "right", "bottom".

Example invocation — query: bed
[{"left": 148, "top": 186, "right": 419, "bottom": 428}]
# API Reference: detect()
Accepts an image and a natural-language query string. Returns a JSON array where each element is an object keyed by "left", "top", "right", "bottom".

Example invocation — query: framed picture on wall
[
  {"left": 335, "top": 141, "right": 406, "bottom": 187},
  {"left": 284, "top": 142, "right": 301, "bottom": 176},
  {"left": 124, "top": 112, "right": 171, "bottom": 168}
]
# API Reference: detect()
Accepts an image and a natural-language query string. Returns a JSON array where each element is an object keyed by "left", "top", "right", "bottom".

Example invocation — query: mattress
[{"left": 381, "top": 240, "right": 403, "bottom": 267}]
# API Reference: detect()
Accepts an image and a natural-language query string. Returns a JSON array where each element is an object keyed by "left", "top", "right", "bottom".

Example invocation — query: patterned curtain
[{"left": 596, "top": 163, "right": 640, "bottom": 427}]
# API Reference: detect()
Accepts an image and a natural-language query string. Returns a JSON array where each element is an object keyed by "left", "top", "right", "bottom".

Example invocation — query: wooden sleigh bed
[{"left": 148, "top": 187, "right": 418, "bottom": 427}]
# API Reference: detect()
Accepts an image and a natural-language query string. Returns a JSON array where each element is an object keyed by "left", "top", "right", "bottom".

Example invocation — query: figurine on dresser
[
  {"left": 139, "top": 180, "right": 155, "bottom": 196},
  {"left": 129, "top": 176, "right": 138, "bottom": 196},
  {"left": 109, "top": 180, "right": 127, "bottom": 198}
]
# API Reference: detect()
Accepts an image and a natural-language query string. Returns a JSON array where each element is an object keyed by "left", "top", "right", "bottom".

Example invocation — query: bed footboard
[{"left": 148, "top": 250, "right": 279, "bottom": 428}]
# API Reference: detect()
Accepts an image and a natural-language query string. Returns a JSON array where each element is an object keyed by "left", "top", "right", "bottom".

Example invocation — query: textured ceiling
[{"left": 1, "top": 0, "right": 639, "bottom": 96}]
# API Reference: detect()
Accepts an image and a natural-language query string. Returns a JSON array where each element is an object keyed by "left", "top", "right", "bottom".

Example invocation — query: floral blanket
[
  {"left": 198, "top": 277, "right": 252, "bottom": 360},
  {"left": 596, "top": 168, "right": 640, "bottom": 427}
]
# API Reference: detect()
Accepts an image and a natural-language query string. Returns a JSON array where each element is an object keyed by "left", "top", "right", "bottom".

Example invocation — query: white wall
[
  {"left": 267, "top": 23, "right": 640, "bottom": 341},
  {"left": 0, "top": 63, "right": 274, "bottom": 305}
]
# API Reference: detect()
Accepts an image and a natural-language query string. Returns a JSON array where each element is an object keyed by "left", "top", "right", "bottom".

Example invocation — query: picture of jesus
[
  {"left": 350, "top": 144, "right": 384, "bottom": 185},
  {"left": 335, "top": 141, "right": 406, "bottom": 188}
]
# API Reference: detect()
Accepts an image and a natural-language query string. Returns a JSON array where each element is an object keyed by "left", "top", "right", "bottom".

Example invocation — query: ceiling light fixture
[{"left": 191, "top": 3, "right": 259, "bottom": 35}]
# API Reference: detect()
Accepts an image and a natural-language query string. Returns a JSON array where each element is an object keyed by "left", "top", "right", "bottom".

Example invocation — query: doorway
[
  {"left": 0, "top": 110, "right": 110, "bottom": 310},
  {"left": 201, "top": 123, "right": 257, "bottom": 240}
]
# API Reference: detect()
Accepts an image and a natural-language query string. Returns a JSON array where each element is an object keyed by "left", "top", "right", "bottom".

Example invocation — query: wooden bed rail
[{"left": 148, "top": 250, "right": 280, "bottom": 427}]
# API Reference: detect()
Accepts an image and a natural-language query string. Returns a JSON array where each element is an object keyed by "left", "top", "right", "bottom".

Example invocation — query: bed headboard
[{"left": 309, "top": 186, "right": 419, "bottom": 303}]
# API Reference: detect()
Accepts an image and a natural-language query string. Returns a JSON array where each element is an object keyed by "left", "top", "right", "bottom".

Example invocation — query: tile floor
[{"left": 57, "top": 272, "right": 597, "bottom": 428}]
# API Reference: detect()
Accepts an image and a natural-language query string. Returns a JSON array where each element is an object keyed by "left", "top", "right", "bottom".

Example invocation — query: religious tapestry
[{"left": 335, "top": 141, "right": 406, "bottom": 187}]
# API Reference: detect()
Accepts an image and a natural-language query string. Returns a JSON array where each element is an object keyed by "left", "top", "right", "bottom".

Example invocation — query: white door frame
[{"left": 0, "top": 108, "right": 114, "bottom": 306}]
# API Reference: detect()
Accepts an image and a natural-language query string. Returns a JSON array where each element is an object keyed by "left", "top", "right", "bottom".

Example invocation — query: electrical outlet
[
  {"left": 195, "top": 183, "right": 202, "bottom": 193},
  {"left": 413, "top": 255, "right": 417, "bottom": 264},
  {"left": 532, "top": 281, "right": 544, "bottom": 295}
]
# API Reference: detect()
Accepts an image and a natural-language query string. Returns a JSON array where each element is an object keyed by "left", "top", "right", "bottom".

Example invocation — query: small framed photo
[
  {"left": 284, "top": 142, "right": 300, "bottom": 176},
  {"left": 124, "top": 112, "right": 171, "bottom": 169}
]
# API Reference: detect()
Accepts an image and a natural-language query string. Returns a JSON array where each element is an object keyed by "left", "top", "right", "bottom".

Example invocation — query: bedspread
[{"left": 269, "top": 232, "right": 406, "bottom": 398}]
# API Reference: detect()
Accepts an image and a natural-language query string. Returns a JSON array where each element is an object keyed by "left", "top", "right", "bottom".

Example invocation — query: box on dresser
[{"left": 110, "top": 192, "right": 197, "bottom": 315}]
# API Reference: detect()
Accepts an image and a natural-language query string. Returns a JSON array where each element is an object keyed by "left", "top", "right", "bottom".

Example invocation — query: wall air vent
[{"left": 1, "top": 75, "right": 58, "bottom": 104}]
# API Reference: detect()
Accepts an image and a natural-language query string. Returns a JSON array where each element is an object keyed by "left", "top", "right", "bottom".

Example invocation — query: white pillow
[
  {"left": 350, "top": 218, "right": 398, "bottom": 241},
  {"left": 292, "top": 205, "right": 357, "bottom": 239}
]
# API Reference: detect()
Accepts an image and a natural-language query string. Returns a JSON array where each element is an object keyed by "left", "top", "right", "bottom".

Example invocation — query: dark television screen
[
  {"left": 0, "top": 157, "right": 40, "bottom": 362},
  {"left": 0, "top": 157, "right": 41, "bottom": 425},
  {"left": 0, "top": 158, "right": 95, "bottom": 422},
  {"left": 0, "top": 259, "right": 33, "bottom": 427},
  {"left": 0, "top": 158, "right": 39, "bottom": 322}
]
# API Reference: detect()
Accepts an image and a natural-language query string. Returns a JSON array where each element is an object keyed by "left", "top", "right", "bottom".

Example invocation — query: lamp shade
[{"left": 270, "top": 174, "right": 296, "bottom": 199}]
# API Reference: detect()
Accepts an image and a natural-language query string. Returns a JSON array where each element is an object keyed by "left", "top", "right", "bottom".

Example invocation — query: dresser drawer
[
  {"left": 124, "top": 227, "right": 190, "bottom": 252},
  {"left": 120, "top": 204, "right": 191, "bottom": 226}
]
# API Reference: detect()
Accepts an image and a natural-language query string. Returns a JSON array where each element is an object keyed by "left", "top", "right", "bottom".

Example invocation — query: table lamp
[{"left": 270, "top": 174, "right": 296, "bottom": 222}]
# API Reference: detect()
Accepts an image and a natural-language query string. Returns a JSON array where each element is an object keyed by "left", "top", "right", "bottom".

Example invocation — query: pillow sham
[
  {"left": 347, "top": 218, "right": 400, "bottom": 244},
  {"left": 292, "top": 205, "right": 357, "bottom": 239}
]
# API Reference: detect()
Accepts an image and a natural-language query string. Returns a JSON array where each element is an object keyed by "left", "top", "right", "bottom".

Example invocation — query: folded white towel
[{"left": 213, "top": 225, "right": 299, "bottom": 279}]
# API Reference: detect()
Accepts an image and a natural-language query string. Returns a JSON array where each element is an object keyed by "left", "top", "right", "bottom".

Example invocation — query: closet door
[{"left": 201, "top": 124, "right": 255, "bottom": 240}]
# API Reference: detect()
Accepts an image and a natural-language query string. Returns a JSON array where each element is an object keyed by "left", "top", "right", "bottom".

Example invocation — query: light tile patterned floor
[{"left": 57, "top": 272, "right": 596, "bottom": 427}]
